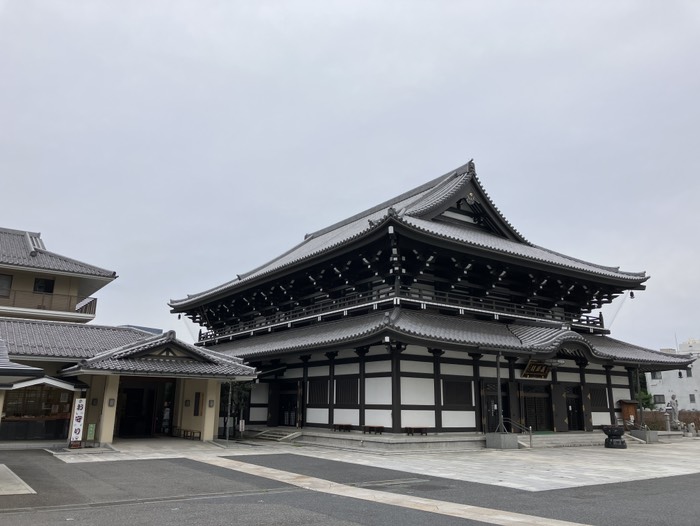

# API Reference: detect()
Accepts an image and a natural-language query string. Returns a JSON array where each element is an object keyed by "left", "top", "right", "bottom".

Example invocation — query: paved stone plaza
[{"left": 2, "top": 437, "right": 700, "bottom": 525}]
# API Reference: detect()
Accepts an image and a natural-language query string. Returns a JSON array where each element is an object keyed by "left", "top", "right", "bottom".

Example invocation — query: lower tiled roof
[
  {"left": 211, "top": 308, "right": 694, "bottom": 370},
  {"left": 0, "top": 317, "right": 151, "bottom": 359}
]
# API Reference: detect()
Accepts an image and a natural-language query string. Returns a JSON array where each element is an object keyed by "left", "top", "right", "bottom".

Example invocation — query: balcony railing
[
  {"left": 199, "top": 287, "right": 603, "bottom": 343},
  {"left": 0, "top": 291, "right": 97, "bottom": 316}
]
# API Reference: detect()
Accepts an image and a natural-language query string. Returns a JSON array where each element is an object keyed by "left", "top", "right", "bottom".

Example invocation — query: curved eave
[
  {"left": 170, "top": 216, "right": 392, "bottom": 312},
  {"left": 396, "top": 217, "right": 648, "bottom": 287}
]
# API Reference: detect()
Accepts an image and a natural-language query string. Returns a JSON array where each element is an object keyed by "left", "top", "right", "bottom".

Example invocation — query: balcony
[
  {"left": 0, "top": 291, "right": 98, "bottom": 321},
  {"left": 198, "top": 287, "right": 605, "bottom": 344}
]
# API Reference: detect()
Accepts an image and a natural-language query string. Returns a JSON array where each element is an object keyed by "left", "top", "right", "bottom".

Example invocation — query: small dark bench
[
  {"left": 332, "top": 424, "right": 352, "bottom": 432},
  {"left": 362, "top": 425, "right": 384, "bottom": 435},
  {"left": 404, "top": 427, "right": 428, "bottom": 436},
  {"left": 179, "top": 429, "right": 202, "bottom": 440}
]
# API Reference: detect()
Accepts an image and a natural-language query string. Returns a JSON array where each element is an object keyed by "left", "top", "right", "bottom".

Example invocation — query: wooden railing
[
  {"left": 0, "top": 291, "right": 97, "bottom": 316},
  {"left": 199, "top": 287, "right": 603, "bottom": 342}
]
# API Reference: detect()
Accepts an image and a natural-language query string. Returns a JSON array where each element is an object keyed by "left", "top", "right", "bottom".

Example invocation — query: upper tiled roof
[
  {"left": 171, "top": 161, "right": 646, "bottom": 309},
  {"left": 61, "top": 331, "right": 256, "bottom": 379},
  {"left": 0, "top": 227, "right": 116, "bottom": 278},
  {"left": 211, "top": 308, "right": 693, "bottom": 369},
  {"left": 0, "top": 317, "right": 152, "bottom": 359}
]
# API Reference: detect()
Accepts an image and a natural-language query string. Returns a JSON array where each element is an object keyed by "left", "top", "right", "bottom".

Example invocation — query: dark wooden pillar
[
  {"left": 469, "top": 353, "right": 483, "bottom": 432},
  {"left": 429, "top": 348, "right": 444, "bottom": 431},
  {"left": 550, "top": 366, "right": 567, "bottom": 432},
  {"left": 505, "top": 356, "right": 520, "bottom": 428},
  {"left": 577, "top": 358, "right": 592, "bottom": 431},
  {"left": 326, "top": 351, "right": 338, "bottom": 426},
  {"left": 355, "top": 346, "right": 369, "bottom": 427},
  {"left": 386, "top": 340, "right": 405, "bottom": 433},
  {"left": 604, "top": 365, "right": 615, "bottom": 425},
  {"left": 299, "top": 355, "right": 311, "bottom": 428}
]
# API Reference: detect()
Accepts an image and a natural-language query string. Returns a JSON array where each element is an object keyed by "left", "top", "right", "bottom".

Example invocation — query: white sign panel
[{"left": 70, "top": 398, "right": 86, "bottom": 445}]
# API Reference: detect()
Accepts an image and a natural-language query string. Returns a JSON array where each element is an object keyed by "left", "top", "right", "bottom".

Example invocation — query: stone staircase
[{"left": 247, "top": 428, "right": 301, "bottom": 442}]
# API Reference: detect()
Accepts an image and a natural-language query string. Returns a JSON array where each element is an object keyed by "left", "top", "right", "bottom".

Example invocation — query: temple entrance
[
  {"left": 115, "top": 378, "right": 175, "bottom": 438},
  {"left": 277, "top": 381, "right": 299, "bottom": 427},
  {"left": 483, "top": 381, "right": 510, "bottom": 432},
  {"left": 565, "top": 386, "right": 584, "bottom": 431},
  {"left": 522, "top": 384, "right": 553, "bottom": 431}
]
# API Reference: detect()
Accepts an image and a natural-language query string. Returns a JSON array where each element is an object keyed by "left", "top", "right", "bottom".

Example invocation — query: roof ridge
[{"left": 0, "top": 316, "right": 153, "bottom": 334}]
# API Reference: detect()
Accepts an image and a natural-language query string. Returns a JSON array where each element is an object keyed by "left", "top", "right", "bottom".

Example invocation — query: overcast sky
[{"left": 1, "top": 1, "right": 697, "bottom": 352}]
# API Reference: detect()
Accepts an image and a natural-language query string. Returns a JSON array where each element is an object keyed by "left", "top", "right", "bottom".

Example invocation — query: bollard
[{"left": 665, "top": 412, "right": 671, "bottom": 432}]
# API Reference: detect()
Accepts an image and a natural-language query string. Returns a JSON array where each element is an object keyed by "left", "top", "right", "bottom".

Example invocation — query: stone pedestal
[{"left": 485, "top": 432, "right": 520, "bottom": 449}]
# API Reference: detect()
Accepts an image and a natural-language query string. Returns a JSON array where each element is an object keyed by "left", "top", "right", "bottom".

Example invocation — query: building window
[
  {"left": 651, "top": 371, "right": 662, "bottom": 380},
  {"left": 690, "top": 394, "right": 696, "bottom": 404},
  {"left": 442, "top": 378, "right": 473, "bottom": 408},
  {"left": 335, "top": 377, "right": 358, "bottom": 406},
  {"left": 0, "top": 274, "right": 11, "bottom": 297},
  {"left": 33, "top": 278, "right": 55, "bottom": 294},
  {"left": 687, "top": 369, "right": 693, "bottom": 378},
  {"left": 308, "top": 378, "right": 328, "bottom": 406},
  {"left": 653, "top": 394, "right": 666, "bottom": 405},
  {"left": 590, "top": 387, "right": 608, "bottom": 410},
  {"left": 193, "top": 392, "right": 201, "bottom": 416}
]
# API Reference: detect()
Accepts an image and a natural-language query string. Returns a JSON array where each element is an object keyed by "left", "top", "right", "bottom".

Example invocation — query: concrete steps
[{"left": 517, "top": 432, "right": 606, "bottom": 449}]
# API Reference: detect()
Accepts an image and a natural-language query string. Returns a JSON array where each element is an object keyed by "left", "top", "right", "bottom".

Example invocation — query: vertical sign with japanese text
[{"left": 70, "top": 398, "right": 86, "bottom": 447}]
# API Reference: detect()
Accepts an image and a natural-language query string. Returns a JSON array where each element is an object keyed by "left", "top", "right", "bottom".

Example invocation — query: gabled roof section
[
  {"left": 211, "top": 308, "right": 692, "bottom": 370},
  {"left": 61, "top": 330, "right": 256, "bottom": 379},
  {"left": 170, "top": 160, "right": 647, "bottom": 310},
  {"left": 0, "top": 317, "right": 153, "bottom": 359},
  {"left": 0, "top": 227, "right": 116, "bottom": 279}
]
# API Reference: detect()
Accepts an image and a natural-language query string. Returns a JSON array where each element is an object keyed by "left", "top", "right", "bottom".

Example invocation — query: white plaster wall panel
[
  {"left": 366, "top": 346, "right": 386, "bottom": 357},
  {"left": 250, "top": 407, "right": 268, "bottom": 422},
  {"left": 308, "top": 366, "right": 330, "bottom": 377},
  {"left": 401, "top": 410, "right": 435, "bottom": 427},
  {"left": 365, "top": 409, "right": 391, "bottom": 426},
  {"left": 335, "top": 363, "right": 359, "bottom": 376},
  {"left": 365, "top": 361, "right": 391, "bottom": 374},
  {"left": 586, "top": 364, "right": 606, "bottom": 372},
  {"left": 403, "top": 344, "right": 427, "bottom": 356},
  {"left": 612, "top": 388, "right": 632, "bottom": 404},
  {"left": 365, "top": 377, "right": 392, "bottom": 404},
  {"left": 441, "top": 350, "right": 470, "bottom": 360},
  {"left": 442, "top": 411, "right": 475, "bottom": 428},
  {"left": 401, "top": 360, "right": 433, "bottom": 374},
  {"left": 337, "top": 349, "right": 356, "bottom": 360},
  {"left": 401, "top": 377, "right": 434, "bottom": 405},
  {"left": 557, "top": 372, "right": 580, "bottom": 383},
  {"left": 333, "top": 409, "right": 359, "bottom": 426},
  {"left": 610, "top": 366, "right": 628, "bottom": 375},
  {"left": 441, "top": 363, "right": 472, "bottom": 376},
  {"left": 585, "top": 374, "right": 607, "bottom": 384},
  {"left": 250, "top": 383, "right": 268, "bottom": 404},
  {"left": 306, "top": 408, "right": 329, "bottom": 424},
  {"left": 592, "top": 412, "right": 612, "bottom": 426},
  {"left": 283, "top": 368, "right": 303, "bottom": 379}
]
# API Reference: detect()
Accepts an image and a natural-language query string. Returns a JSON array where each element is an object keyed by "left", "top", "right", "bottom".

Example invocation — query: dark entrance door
[
  {"left": 116, "top": 378, "right": 176, "bottom": 438},
  {"left": 277, "top": 381, "right": 299, "bottom": 426},
  {"left": 522, "top": 384, "right": 552, "bottom": 431},
  {"left": 566, "top": 386, "right": 584, "bottom": 431},
  {"left": 483, "top": 382, "right": 509, "bottom": 432}
]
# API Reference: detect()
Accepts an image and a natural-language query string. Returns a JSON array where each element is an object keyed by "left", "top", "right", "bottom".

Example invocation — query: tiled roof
[
  {"left": 0, "top": 317, "right": 152, "bottom": 359},
  {"left": 212, "top": 308, "right": 693, "bottom": 369},
  {"left": 62, "top": 331, "right": 256, "bottom": 379},
  {"left": 0, "top": 227, "right": 116, "bottom": 278},
  {"left": 171, "top": 161, "right": 646, "bottom": 309},
  {"left": 0, "top": 337, "right": 43, "bottom": 377}
]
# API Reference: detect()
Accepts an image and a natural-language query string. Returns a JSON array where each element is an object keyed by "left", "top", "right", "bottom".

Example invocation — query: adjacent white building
[{"left": 646, "top": 339, "right": 699, "bottom": 411}]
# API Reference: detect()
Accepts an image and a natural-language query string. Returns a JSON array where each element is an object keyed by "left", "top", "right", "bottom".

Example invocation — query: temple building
[
  {"left": 0, "top": 227, "right": 255, "bottom": 444},
  {"left": 171, "top": 161, "right": 693, "bottom": 435}
]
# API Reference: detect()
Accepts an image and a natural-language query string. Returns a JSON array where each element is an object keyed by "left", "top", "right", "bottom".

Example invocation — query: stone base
[
  {"left": 629, "top": 429, "right": 658, "bottom": 443},
  {"left": 485, "top": 432, "right": 520, "bottom": 449}
]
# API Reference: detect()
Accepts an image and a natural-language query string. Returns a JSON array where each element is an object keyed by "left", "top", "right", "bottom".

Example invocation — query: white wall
[
  {"left": 333, "top": 409, "right": 359, "bottom": 425},
  {"left": 401, "top": 410, "right": 435, "bottom": 427},
  {"left": 335, "top": 363, "right": 359, "bottom": 375},
  {"left": 365, "top": 409, "right": 391, "bottom": 426},
  {"left": 401, "top": 360, "right": 432, "bottom": 374},
  {"left": 365, "top": 377, "right": 392, "bottom": 404},
  {"left": 442, "top": 363, "right": 472, "bottom": 376},
  {"left": 442, "top": 411, "right": 475, "bottom": 428},
  {"left": 592, "top": 412, "right": 612, "bottom": 426},
  {"left": 365, "top": 361, "right": 391, "bottom": 374},
  {"left": 306, "top": 408, "right": 329, "bottom": 424},
  {"left": 401, "top": 377, "right": 434, "bottom": 405}
]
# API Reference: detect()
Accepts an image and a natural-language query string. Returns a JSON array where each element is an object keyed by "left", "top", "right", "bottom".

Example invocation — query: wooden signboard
[{"left": 521, "top": 359, "right": 550, "bottom": 379}]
